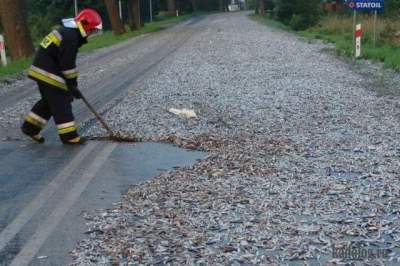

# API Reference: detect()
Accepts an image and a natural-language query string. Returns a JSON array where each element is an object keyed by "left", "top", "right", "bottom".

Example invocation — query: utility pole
[
  {"left": 74, "top": 0, "right": 78, "bottom": 16},
  {"left": 149, "top": 0, "right": 153, "bottom": 22},
  {"left": 119, "top": 0, "right": 123, "bottom": 20}
]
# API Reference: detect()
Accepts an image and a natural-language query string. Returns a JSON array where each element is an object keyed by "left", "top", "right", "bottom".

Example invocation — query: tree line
[{"left": 0, "top": 0, "right": 232, "bottom": 60}]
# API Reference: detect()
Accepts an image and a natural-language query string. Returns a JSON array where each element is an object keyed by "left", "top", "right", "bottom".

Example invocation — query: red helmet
[{"left": 74, "top": 8, "right": 102, "bottom": 37}]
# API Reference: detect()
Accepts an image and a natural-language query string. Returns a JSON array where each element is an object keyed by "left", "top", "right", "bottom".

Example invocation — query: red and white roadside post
[
  {"left": 355, "top": 24, "right": 362, "bottom": 58},
  {"left": 0, "top": 34, "right": 7, "bottom": 66}
]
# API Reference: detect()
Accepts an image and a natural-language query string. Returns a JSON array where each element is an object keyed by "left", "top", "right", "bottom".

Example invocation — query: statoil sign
[{"left": 347, "top": 0, "right": 384, "bottom": 11}]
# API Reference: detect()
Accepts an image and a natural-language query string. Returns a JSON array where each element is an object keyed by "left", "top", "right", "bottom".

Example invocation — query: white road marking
[
  {"left": 10, "top": 143, "right": 117, "bottom": 266},
  {"left": 0, "top": 142, "right": 98, "bottom": 253}
]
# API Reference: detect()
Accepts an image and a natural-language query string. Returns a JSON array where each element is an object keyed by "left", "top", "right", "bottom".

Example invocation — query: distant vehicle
[{"left": 228, "top": 4, "right": 240, "bottom": 11}]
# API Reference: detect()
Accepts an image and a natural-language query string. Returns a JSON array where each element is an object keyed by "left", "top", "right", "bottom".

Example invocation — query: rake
[{"left": 81, "top": 95, "right": 139, "bottom": 142}]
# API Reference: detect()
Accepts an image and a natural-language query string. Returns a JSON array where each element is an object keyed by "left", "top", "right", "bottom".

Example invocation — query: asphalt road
[{"left": 0, "top": 16, "right": 205, "bottom": 265}]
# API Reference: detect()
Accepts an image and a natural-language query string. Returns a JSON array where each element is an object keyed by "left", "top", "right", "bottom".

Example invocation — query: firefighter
[{"left": 21, "top": 8, "right": 102, "bottom": 145}]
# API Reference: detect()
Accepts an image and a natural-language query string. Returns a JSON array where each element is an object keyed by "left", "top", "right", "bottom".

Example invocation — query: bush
[
  {"left": 290, "top": 14, "right": 306, "bottom": 30},
  {"left": 386, "top": 0, "right": 400, "bottom": 18},
  {"left": 27, "top": 15, "right": 53, "bottom": 41},
  {"left": 274, "top": 0, "right": 296, "bottom": 24},
  {"left": 274, "top": 0, "right": 321, "bottom": 30},
  {"left": 247, "top": 0, "right": 256, "bottom": 10},
  {"left": 264, "top": 0, "right": 275, "bottom": 11}
]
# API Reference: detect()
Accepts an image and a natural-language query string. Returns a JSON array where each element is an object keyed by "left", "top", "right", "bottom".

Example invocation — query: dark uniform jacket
[{"left": 28, "top": 26, "right": 87, "bottom": 91}]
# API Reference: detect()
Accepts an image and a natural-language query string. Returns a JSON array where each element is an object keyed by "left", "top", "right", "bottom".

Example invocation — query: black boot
[
  {"left": 21, "top": 125, "right": 45, "bottom": 143},
  {"left": 62, "top": 136, "right": 87, "bottom": 145}
]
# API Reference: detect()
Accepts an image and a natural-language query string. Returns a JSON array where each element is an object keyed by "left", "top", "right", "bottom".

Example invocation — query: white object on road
[
  {"left": 168, "top": 108, "right": 197, "bottom": 118},
  {"left": 0, "top": 34, "right": 7, "bottom": 66}
]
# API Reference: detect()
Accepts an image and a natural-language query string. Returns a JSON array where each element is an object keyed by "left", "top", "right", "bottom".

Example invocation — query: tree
[
  {"left": 386, "top": 0, "right": 400, "bottom": 17},
  {"left": 264, "top": 0, "right": 274, "bottom": 11},
  {"left": 254, "top": 0, "right": 259, "bottom": 14},
  {"left": 104, "top": 0, "right": 125, "bottom": 35},
  {"left": 292, "top": 0, "right": 320, "bottom": 29},
  {"left": 127, "top": 0, "right": 141, "bottom": 30},
  {"left": 219, "top": 0, "right": 224, "bottom": 12},
  {"left": 167, "top": 0, "right": 176, "bottom": 16},
  {"left": 275, "top": 0, "right": 296, "bottom": 23},
  {"left": 259, "top": 0, "right": 265, "bottom": 16},
  {"left": 246, "top": 0, "right": 256, "bottom": 10},
  {"left": 0, "top": 0, "right": 34, "bottom": 59},
  {"left": 26, "top": 0, "right": 74, "bottom": 41},
  {"left": 189, "top": 0, "right": 197, "bottom": 12}
]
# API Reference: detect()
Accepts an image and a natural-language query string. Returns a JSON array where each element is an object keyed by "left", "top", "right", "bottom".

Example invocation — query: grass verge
[
  {"left": 251, "top": 14, "right": 400, "bottom": 71},
  {"left": 0, "top": 58, "right": 32, "bottom": 78},
  {"left": 0, "top": 14, "right": 194, "bottom": 79},
  {"left": 80, "top": 14, "right": 193, "bottom": 53}
]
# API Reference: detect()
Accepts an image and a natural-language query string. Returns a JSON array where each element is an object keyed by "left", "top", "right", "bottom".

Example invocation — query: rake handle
[{"left": 81, "top": 95, "right": 114, "bottom": 136}]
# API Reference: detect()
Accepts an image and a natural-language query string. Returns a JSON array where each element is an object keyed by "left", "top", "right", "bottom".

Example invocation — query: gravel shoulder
[{"left": 16, "top": 11, "right": 400, "bottom": 265}]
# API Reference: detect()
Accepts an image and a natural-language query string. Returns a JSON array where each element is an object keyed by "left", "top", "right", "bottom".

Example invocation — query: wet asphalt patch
[{"left": 0, "top": 141, "right": 204, "bottom": 265}]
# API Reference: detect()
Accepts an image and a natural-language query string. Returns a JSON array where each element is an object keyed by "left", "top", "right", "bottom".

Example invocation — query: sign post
[
  {"left": 355, "top": 24, "right": 363, "bottom": 58},
  {"left": 352, "top": 9, "right": 357, "bottom": 58},
  {"left": 347, "top": 0, "right": 384, "bottom": 57},
  {"left": 0, "top": 34, "right": 7, "bottom": 66},
  {"left": 373, "top": 10, "right": 378, "bottom": 48}
]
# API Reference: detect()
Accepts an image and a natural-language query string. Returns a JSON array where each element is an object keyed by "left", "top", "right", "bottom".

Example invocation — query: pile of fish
[{"left": 73, "top": 12, "right": 400, "bottom": 265}]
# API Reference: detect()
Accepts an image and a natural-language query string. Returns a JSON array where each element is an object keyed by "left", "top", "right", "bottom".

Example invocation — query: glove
[{"left": 69, "top": 86, "right": 83, "bottom": 99}]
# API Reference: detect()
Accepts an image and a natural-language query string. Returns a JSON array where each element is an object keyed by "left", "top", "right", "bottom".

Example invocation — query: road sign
[
  {"left": 346, "top": 0, "right": 384, "bottom": 12},
  {"left": 355, "top": 24, "right": 362, "bottom": 58},
  {"left": 0, "top": 34, "right": 7, "bottom": 66}
]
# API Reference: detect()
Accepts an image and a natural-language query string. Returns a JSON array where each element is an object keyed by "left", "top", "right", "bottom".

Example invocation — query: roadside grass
[
  {"left": 251, "top": 14, "right": 400, "bottom": 71},
  {"left": 250, "top": 14, "right": 291, "bottom": 31},
  {"left": 79, "top": 14, "right": 192, "bottom": 53},
  {"left": 0, "top": 58, "right": 32, "bottom": 78},
  {"left": 0, "top": 14, "right": 193, "bottom": 78}
]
